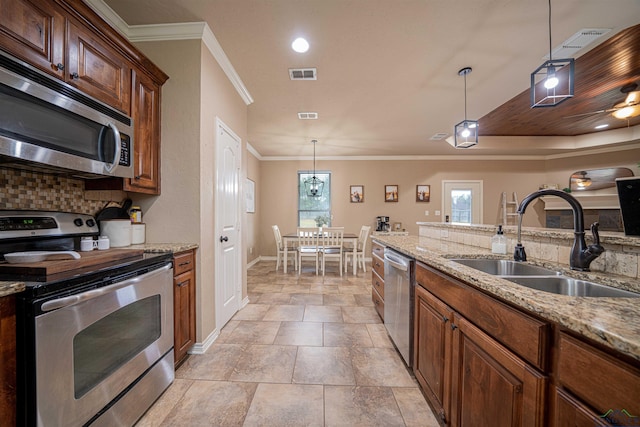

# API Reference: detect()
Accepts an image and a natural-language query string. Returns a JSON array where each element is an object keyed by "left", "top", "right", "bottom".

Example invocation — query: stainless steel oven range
[{"left": 0, "top": 210, "right": 174, "bottom": 426}]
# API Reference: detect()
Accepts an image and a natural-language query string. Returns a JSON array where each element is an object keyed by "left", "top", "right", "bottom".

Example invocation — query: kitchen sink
[
  {"left": 451, "top": 259, "right": 560, "bottom": 276},
  {"left": 451, "top": 258, "right": 639, "bottom": 298},
  {"left": 506, "top": 276, "right": 640, "bottom": 298}
]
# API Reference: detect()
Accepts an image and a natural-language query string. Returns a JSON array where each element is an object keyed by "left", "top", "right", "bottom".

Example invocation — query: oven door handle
[{"left": 41, "top": 263, "right": 172, "bottom": 312}]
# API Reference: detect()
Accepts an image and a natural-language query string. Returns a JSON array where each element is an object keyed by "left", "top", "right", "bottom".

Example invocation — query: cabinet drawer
[
  {"left": 416, "top": 262, "right": 549, "bottom": 371},
  {"left": 173, "top": 251, "right": 194, "bottom": 276},
  {"left": 372, "top": 270, "right": 384, "bottom": 299},
  {"left": 372, "top": 254, "right": 384, "bottom": 279},
  {"left": 372, "top": 287, "right": 384, "bottom": 320},
  {"left": 557, "top": 332, "right": 640, "bottom": 416},
  {"left": 372, "top": 241, "right": 385, "bottom": 260}
]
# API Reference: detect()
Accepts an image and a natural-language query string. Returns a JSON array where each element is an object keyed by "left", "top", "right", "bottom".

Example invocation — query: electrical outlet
[
  {"left": 435, "top": 210, "right": 441, "bottom": 216},
  {"left": 425, "top": 210, "right": 429, "bottom": 216}
]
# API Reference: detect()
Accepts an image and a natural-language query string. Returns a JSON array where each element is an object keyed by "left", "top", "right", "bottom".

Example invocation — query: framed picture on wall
[
  {"left": 350, "top": 185, "right": 364, "bottom": 203},
  {"left": 246, "top": 178, "right": 255, "bottom": 213},
  {"left": 416, "top": 185, "right": 430, "bottom": 202},
  {"left": 385, "top": 185, "right": 398, "bottom": 202}
]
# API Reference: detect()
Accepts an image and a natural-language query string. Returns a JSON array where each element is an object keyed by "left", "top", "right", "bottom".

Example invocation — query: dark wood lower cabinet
[
  {"left": 173, "top": 250, "right": 196, "bottom": 367},
  {"left": 414, "top": 261, "right": 640, "bottom": 427},
  {"left": 553, "top": 388, "right": 606, "bottom": 427},
  {"left": 414, "top": 284, "right": 452, "bottom": 424},
  {"left": 0, "top": 295, "right": 16, "bottom": 426},
  {"left": 450, "top": 316, "right": 546, "bottom": 427}
]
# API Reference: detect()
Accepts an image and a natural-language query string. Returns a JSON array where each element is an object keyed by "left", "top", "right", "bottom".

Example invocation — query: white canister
[
  {"left": 131, "top": 223, "right": 146, "bottom": 244},
  {"left": 100, "top": 219, "right": 132, "bottom": 247}
]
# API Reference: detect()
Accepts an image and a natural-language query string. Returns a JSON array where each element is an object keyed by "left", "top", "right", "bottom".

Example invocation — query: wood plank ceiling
[{"left": 479, "top": 23, "right": 640, "bottom": 137}]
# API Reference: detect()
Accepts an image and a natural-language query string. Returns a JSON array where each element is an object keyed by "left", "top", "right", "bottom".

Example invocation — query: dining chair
[
  {"left": 344, "top": 225, "right": 371, "bottom": 274},
  {"left": 296, "top": 227, "right": 320, "bottom": 275},
  {"left": 272, "top": 225, "right": 296, "bottom": 272},
  {"left": 321, "top": 227, "right": 344, "bottom": 276}
]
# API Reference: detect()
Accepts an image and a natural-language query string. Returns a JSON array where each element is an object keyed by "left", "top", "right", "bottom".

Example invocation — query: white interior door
[
  {"left": 442, "top": 180, "right": 483, "bottom": 225},
  {"left": 215, "top": 118, "right": 242, "bottom": 330}
]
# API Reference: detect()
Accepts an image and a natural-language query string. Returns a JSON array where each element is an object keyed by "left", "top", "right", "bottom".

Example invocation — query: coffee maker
[{"left": 376, "top": 216, "right": 390, "bottom": 231}]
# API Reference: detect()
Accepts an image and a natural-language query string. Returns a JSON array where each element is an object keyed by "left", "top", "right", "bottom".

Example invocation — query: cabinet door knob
[
  {"left": 450, "top": 323, "right": 458, "bottom": 331},
  {"left": 442, "top": 315, "right": 449, "bottom": 323},
  {"left": 220, "top": 236, "right": 229, "bottom": 242},
  {"left": 71, "top": 72, "right": 79, "bottom": 79},
  {"left": 56, "top": 63, "right": 65, "bottom": 71}
]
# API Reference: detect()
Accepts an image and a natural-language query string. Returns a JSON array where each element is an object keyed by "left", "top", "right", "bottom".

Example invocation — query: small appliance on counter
[
  {"left": 376, "top": 216, "right": 390, "bottom": 231},
  {"left": 100, "top": 219, "right": 132, "bottom": 247},
  {"left": 616, "top": 177, "right": 640, "bottom": 236}
]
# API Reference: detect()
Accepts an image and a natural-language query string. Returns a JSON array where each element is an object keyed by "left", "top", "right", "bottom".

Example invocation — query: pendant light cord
[
  {"left": 464, "top": 72, "right": 468, "bottom": 120},
  {"left": 547, "top": 0, "right": 552, "bottom": 61},
  {"left": 312, "top": 139, "right": 317, "bottom": 177}
]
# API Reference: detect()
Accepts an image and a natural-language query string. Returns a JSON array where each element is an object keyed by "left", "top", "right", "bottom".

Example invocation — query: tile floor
[{"left": 137, "top": 260, "right": 440, "bottom": 426}]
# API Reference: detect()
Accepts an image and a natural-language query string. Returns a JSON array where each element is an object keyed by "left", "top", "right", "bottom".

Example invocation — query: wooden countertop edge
[{"left": 0, "top": 243, "right": 199, "bottom": 298}]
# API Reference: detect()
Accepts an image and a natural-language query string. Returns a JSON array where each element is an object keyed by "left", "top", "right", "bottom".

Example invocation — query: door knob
[{"left": 220, "top": 236, "right": 229, "bottom": 242}]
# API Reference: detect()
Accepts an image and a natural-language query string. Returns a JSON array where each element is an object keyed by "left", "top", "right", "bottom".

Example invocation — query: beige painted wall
[
  {"left": 258, "top": 158, "right": 547, "bottom": 257},
  {"left": 131, "top": 39, "right": 248, "bottom": 345},
  {"left": 257, "top": 148, "right": 640, "bottom": 257},
  {"left": 246, "top": 150, "right": 261, "bottom": 264}
]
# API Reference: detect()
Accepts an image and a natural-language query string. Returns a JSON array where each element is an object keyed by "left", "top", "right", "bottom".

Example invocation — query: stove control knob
[
  {"left": 86, "top": 219, "right": 96, "bottom": 228},
  {"left": 73, "top": 218, "right": 84, "bottom": 227}
]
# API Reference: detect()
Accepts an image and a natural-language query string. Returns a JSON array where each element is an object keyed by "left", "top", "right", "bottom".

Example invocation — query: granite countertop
[
  {"left": 373, "top": 234, "right": 640, "bottom": 362},
  {"left": 416, "top": 221, "right": 640, "bottom": 247},
  {"left": 0, "top": 281, "right": 25, "bottom": 298},
  {"left": 128, "top": 243, "right": 199, "bottom": 253},
  {"left": 0, "top": 243, "right": 199, "bottom": 298}
]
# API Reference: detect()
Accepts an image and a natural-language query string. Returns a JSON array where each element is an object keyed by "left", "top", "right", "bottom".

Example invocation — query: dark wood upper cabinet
[
  {"left": 0, "top": 0, "right": 65, "bottom": 78},
  {"left": 125, "top": 70, "right": 161, "bottom": 194},
  {"left": 66, "top": 17, "right": 132, "bottom": 114},
  {"left": 1, "top": 0, "right": 168, "bottom": 195}
]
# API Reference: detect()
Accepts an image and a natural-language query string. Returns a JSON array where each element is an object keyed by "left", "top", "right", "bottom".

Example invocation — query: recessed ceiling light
[
  {"left": 291, "top": 37, "right": 309, "bottom": 53},
  {"left": 595, "top": 124, "right": 609, "bottom": 129}
]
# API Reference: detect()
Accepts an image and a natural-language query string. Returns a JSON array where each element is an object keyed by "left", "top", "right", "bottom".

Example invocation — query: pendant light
[
  {"left": 530, "top": 0, "right": 574, "bottom": 107},
  {"left": 453, "top": 67, "right": 478, "bottom": 149},
  {"left": 303, "top": 139, "right": 324, "bottom": 197}
]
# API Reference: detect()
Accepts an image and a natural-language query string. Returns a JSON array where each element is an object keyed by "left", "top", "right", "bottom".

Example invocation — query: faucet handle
[
  {"left": 514, "top": 243, "right": 527, "bottom": 262},
  {"left": 590, "top": 222, "right": 601, "bottom": 245}
]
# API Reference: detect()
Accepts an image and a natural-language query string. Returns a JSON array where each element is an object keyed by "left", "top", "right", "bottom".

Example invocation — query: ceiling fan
[{"left": 566, "top": 83, "right": 640, "bottom": 120}]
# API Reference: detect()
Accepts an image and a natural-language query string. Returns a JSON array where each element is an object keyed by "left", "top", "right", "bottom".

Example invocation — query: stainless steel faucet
[{"left": 514, "top": 189, "right": 605, "bottom": 271}]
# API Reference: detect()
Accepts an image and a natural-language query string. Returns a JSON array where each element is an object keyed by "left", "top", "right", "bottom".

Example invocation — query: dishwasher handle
[{"left": 384, "top": 252, "right": 409, "bottom": 272}]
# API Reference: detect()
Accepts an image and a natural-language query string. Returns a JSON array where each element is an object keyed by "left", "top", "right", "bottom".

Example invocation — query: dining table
[{"left": 282, "top": 232, "right": 359, "bottom": 274}]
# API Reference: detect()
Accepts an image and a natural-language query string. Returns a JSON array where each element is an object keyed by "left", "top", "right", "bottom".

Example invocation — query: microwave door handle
[{"left": 104, "top": 122, "right": 121, "bottom": 173}]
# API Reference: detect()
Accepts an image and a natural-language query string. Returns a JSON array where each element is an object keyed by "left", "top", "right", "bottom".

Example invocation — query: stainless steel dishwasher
[{"left": 384, "top": 248, "right": 415, "bottom": 368}]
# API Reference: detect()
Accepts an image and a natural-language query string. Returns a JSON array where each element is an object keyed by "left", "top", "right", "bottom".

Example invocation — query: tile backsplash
[{"left": 0, "top": 168, "right": 126, "bottom": 215}]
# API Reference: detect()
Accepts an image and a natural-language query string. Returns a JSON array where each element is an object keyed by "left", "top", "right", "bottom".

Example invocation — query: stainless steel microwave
[{"left": 0, "top": 51, "right": 133, "bottom": 178}]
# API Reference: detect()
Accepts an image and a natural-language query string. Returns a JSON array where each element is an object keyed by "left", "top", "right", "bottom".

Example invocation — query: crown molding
[
  {"left": 255, "top": 141, "right": 640, "bottom": 161},
  {"left": 83, "top": 0, "right": 253, "bottom": 105},
  {"left": 246, "top": 143, "right": 262, "bottom": 160}
]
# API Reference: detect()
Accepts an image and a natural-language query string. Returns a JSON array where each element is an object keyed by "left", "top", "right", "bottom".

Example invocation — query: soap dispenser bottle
[{"left": 491, "top": 225, "right": 507, "bottom": 254}]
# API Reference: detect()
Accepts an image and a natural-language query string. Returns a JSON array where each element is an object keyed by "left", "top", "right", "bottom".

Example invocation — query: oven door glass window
[{"left": 73, "top": 295, "right": 161, "bottom": 398}]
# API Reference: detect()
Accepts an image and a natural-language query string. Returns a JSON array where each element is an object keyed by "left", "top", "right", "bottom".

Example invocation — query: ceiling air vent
[
  {"left": 430, "top": 133, "right": 449, "bottom": 141},
  {"left": 548, "top": 28, "right": 611, "bottom": 59},
  {"left": 289, "top": 68, "right": 317, "bottom": 80},
  {"left": 298, "top": 112, "right": 318, "bottom": 120}
]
